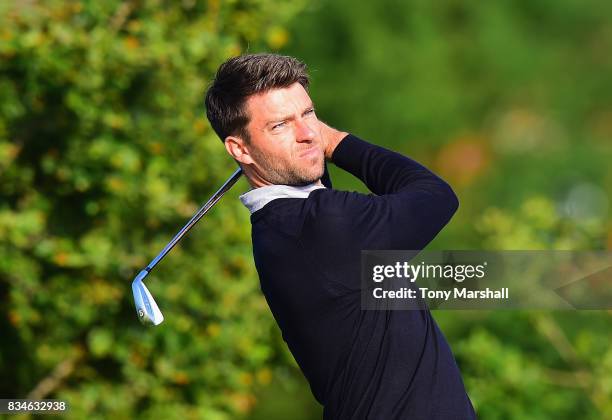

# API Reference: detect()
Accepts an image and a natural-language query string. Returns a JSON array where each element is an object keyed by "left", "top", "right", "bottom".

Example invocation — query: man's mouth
[{"left": 298, "top": 146, "right": 320, "bottom": 159}]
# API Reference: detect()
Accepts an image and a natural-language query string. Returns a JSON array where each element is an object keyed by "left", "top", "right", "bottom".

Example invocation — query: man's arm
[{"left": 314, "top": 121, "right": 458, "bottom": 250}]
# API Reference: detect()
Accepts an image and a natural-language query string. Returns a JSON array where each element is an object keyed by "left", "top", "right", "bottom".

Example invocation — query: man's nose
[{"left": 295, "top": 118, "right": 316, "bottom": 142}]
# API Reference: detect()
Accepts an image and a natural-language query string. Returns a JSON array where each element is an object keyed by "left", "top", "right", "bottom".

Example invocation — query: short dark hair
[{"left": 204, "top": 53, "right": 310, "bottom": 143}]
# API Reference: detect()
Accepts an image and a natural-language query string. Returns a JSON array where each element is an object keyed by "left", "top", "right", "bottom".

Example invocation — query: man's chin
[
  {"left": 277, "top": 160, "right": 325, "bottom": 186},
  {"left": 287, "top": 171, "right": 324, "bottom": 187},
  {"left": 286, "top": 176, "right": 321, "bottom": 187}
]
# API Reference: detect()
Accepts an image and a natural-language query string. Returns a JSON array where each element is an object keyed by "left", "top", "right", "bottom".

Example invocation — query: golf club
[{"left": 132, "top": 167, "right": 243, "bottom": 326}]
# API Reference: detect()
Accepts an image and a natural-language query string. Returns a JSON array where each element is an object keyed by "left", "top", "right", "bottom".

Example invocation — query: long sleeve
[
  {"left": 312, "top": 133, "right": 459, "bottom": 250},
  {"left": 332, "top": 134, "right": 455, "bottom": 198}
]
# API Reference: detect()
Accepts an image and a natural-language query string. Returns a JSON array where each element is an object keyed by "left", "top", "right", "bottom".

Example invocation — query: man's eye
[{"left": 273, "top": 122, "right": 285, "bottom": 130}]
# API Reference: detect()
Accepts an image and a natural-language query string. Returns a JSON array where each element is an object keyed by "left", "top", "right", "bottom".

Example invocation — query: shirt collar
[{"left": 239, "top": 182, "right": 326, "bottom": 214}]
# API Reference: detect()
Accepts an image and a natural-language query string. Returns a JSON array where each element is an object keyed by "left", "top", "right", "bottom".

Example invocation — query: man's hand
[{"left": 317, "top": 120, "right": 349, "bottom": 161}]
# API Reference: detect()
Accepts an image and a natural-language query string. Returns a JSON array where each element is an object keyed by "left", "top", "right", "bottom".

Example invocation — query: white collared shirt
[{"left": 239, "top": 182, "right": 327, "bottom": 214}]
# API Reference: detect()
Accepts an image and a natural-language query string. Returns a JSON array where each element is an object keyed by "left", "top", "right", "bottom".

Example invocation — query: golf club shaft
[{"left": 143, "top": 167, "right": 243, "bottom": 273}]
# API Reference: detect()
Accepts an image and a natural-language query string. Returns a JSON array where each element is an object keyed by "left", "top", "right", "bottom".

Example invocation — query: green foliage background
[{"left": 1, "top": 0, "right": 610, "bottom": 419}]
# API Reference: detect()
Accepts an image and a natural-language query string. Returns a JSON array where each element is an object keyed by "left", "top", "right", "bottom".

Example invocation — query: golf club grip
[{"left": 144, "top": 167, "right": 243, "bottom": 272}]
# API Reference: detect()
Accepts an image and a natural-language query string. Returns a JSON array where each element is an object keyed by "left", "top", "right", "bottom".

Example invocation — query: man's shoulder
[
  {"left": 306, "top": 188, "right": 378, "bottom": 219},
  {"left": 249, "top": 188, "right": 381, "bottom": 239},
  {"left": 300, "top": 188, "right": 389, "bottom": 248}
]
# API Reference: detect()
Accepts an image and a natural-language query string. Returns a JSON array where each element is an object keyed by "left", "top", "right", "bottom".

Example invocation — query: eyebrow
[{"left": 265, "top": 103, "right": 315, "bottom": 127}]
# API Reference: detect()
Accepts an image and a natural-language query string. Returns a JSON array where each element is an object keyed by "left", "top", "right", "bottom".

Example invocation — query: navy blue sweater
[{"left": 249, "top": 134, "right": 476, "bottom": 419}]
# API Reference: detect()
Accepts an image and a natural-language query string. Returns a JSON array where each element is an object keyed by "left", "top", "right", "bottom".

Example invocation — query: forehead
[{"left": 245, "top": 82, "right": 312, "bottom": 126}]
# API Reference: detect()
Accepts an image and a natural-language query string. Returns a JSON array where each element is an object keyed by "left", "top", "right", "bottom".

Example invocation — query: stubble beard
[{"left": 252, "top": 148, "right": 325, "bottom": 186}]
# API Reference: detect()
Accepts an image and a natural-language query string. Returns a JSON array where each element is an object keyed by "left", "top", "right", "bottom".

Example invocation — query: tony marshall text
[{"left": 373, "top": 287, "right": 509, "bottom": 300}]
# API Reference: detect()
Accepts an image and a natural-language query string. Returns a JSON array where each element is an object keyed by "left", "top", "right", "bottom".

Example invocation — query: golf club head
[{"left": 132, "top": 270, "right": 164, "bottom": 326}]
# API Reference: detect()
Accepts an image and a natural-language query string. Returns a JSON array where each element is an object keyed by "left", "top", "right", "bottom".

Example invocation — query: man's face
[{"left": 241, "top": 82, "right": 325, "bottom": 186}]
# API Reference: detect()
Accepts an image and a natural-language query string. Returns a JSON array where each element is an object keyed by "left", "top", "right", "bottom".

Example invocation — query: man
[{"left": 205, "top": 53, "right": 476, "bottom": 419}]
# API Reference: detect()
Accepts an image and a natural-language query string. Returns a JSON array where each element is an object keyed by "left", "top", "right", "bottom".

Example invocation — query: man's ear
[{"left": 225, "top": 136, "right": 255, "bottom": 165}]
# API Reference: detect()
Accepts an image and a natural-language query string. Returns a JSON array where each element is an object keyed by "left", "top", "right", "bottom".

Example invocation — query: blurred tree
[
  {"left": 0, "top": 0, "right": 308, "bottom": 418},
  {"left": 445, "top": 196, "right": 612, "bottom": 419}
]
